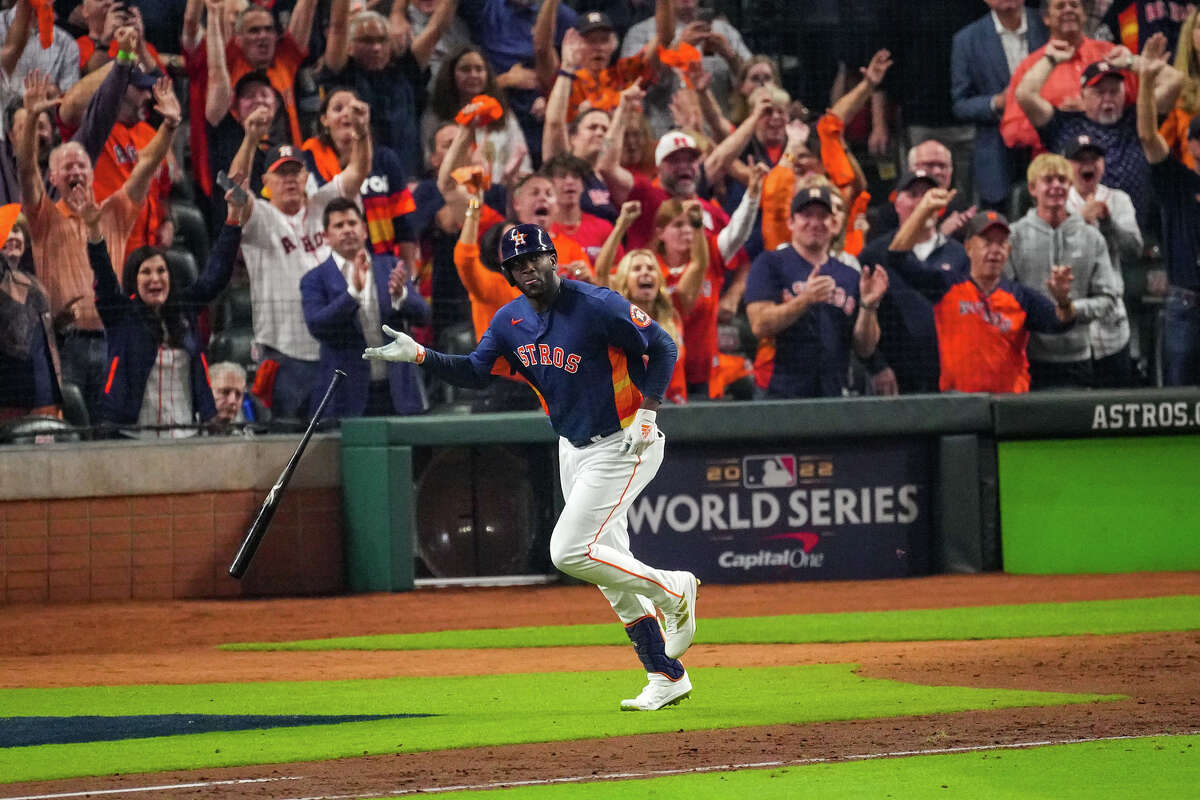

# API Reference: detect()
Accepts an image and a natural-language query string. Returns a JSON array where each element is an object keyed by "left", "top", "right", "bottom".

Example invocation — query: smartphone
[{"left": 215, "top": 170, "right": 249, "bottom": 205}]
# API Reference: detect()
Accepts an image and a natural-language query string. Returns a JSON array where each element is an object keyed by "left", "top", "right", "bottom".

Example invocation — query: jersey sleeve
[
  {"left": 600, "top": 291, "right": 677, "bottom": 401},
  {"left": 1013, "top": 282, "right": 1074, "bottom": 334},
  {"left": 419, "top": 323, "right": 507, "bottom": 389},
  {"left": 885, "top": 249, "right": 955, "bottom": 302}
]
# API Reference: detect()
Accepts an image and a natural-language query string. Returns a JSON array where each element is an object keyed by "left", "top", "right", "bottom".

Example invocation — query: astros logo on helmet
[{"left": 511, "top": 231, "right": 528, "bottom": 247}]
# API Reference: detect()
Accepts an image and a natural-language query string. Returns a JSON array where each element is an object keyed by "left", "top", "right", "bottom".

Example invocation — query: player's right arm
[{"left": 363, "top": 323, "right": 504, "bottom": 389}]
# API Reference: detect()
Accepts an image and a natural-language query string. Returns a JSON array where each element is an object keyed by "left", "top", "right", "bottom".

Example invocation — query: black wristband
[{"left": 558, "top": 68, "right": 578, "bottom": 81}]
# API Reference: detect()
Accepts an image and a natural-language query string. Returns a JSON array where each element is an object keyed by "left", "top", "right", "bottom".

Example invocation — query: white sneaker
[
  {"left": 663, "top": 571, "right": 698, "bottom": 660},
  {"left": 620, "top": 671, "right": 692, "bottom": 711}
]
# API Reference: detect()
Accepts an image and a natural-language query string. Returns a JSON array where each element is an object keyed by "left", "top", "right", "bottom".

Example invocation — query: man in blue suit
[
  {"left": 301, "top": 198, "right": 430, "bottom": 418},
  {"left": 951, "top": 0, "right": 1049, "bottom": 210}
]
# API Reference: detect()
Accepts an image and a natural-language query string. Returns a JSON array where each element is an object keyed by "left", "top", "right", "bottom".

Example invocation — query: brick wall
[{"left": 0, "top": 487, "right": 344, "bottom": 604}]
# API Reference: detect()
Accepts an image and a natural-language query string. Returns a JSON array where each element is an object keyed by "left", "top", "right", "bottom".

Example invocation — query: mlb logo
[{"left": 742, "top": 455, "right": 796, "bottom": 488}]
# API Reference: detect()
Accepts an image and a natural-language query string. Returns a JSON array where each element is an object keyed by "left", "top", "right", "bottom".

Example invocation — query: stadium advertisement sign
[{"left": 629, "top": 439, "right": 932, "bottom": 583}]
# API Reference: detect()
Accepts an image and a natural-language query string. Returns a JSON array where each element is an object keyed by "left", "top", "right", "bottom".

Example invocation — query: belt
[{"left": 66, "top": 329, "right": 106, "bottom": 339}]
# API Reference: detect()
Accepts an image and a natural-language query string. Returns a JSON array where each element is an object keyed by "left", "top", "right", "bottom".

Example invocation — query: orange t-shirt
[
  {"left": 657, "top": 234, "right": 729, "bottom": 385},
  {"left": 27, "top": 190, "right": 138, "bottom": 331},
  {"left": 227, "top": 33, "right": 306, "bottom": 147},
  {"left": 454, "top": 241, "right": 520, "bottom": 341},
  {"left": 92, "top": 121, "right": 171, "bottom": 255},
  {"left": 548, "top": 229, "right": 592, "bottom": 278}
]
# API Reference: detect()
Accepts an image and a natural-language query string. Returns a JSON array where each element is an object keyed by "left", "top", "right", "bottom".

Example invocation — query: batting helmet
[{"left": 499, "top": 223, "right": 557, "bottom": 285}]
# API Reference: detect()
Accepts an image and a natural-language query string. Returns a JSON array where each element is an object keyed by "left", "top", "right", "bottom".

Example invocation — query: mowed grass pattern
[
  {"left": 0, "top": 664, "right": 1121, "bottom": 783},
  {"left": 220, "top": 595, "right": 1200, "bottom": 652}
]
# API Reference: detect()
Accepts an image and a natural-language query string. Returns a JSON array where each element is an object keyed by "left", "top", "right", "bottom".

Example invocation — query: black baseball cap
[
  {"left": 265, "top": 144, "right": 304, "bottom": 173},
  {"left": 1065, "top": 134, "right": 1106, "bottom": 160},
  {"left": 963, "top": 211, "right": 1011, "bottom": 239},
  {"left": 894, "top": 169, "right": 938, "bottom": 193},
  {"left": 129, "top": 65, "right": 161, "bottom": 90},
  {"left": 791, "top": 185, "right": 836, "bottom": 214},
  {"left": 1081, "top": 60, "right": 1125, "bottom": 88},
  {"left": 234, "top": 69, "right": 273, "bottom": 98},
  {"left": 576, "top": 11, "right": 615, "bottom": 35}
]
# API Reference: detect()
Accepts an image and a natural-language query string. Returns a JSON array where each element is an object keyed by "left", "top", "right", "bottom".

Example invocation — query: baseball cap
[
  {"left": 129, "top": 66, "right": 161, "bottom": 90},
  {"left": 1081, "top": 60, "right": 1125, "bottom": 88},
  {"left": 576, "top": 10, "right": 615, "bottom": 35},
  {"left": 654, "top": 131, "right": 701, "bottom": 166},
  {"left": 234, "top": 69, "right": 273, "bottom": 98},
  {"left": 894, "top": 169, "right": 938, "bottom": 193},
  {"left": 791, "top": 185, "right": 835, "bottom": 214},
  {"left": 963, "top": 210, "right": 1011, "bottom": 239},
  {"left": 1064, "top": 134, "right": 1106, "bottom": 160},
  {"left": 265, "top": 144, "right": 304, "bottom": 173},
  {"left": 500, "top": 223, "right": 556, "bottom": 267}
]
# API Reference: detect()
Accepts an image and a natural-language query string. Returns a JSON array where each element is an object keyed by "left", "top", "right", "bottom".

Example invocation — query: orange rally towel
[
  {"left": 456, "top": 95, "right": 504, "bottom": 127},
  {"left": 32, "top": 0, "right": 54, "bottom": 48}
]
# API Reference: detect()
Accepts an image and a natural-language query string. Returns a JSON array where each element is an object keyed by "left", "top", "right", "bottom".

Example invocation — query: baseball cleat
[
  {"left": 620, "top": 671, "right": 692, "bottom": 711},
  {"left": 663, "top": 571, "right": 699, "bottom": 660}
]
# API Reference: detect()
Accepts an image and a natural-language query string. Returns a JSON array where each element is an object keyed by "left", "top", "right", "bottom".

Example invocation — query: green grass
[
  {"left": 0, "top": 664, "right": 1121, "bottom": 783},
  {"left": 410, "top": 735, "right": 1200, "bottom": 799},
  {"left": 220, "top": 595, "right": 1200, "bottom": 652}
]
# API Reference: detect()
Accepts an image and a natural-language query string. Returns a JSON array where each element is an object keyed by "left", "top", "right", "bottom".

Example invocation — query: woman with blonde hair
[{"left": 611, "top": 249, "right": 687, "bottom": 405}]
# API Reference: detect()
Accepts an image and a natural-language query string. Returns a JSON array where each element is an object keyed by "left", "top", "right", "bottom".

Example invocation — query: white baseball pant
[{"left": 550, "top": 428, "right": 681, "bottom": 624}]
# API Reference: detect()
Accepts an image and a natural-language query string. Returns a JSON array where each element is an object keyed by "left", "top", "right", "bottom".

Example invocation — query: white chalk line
[
  {"left": 4, "top": 730, "right": 1195, "bottom": 800},
  {"left": 0, "top": 776, "right": 304, "bottom": 800}
]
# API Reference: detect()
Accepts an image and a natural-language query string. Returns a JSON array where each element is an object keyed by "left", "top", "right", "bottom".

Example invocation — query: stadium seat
[
  {"left": 165, "top": 249, "right": 198, "bottom": 291},
  {"left": 59, "top": 382, "right": 89, "bottom": 431},
  {"left": 0, "top": 415, "right": 81, "bottom": 445}
]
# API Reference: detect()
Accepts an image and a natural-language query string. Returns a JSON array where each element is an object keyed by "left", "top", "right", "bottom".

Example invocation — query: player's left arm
[{"left": 603, "top": 294, "right": 678, "bottom": 403}]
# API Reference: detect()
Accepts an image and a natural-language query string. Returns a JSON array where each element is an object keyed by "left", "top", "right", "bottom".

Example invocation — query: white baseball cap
[{"left": 654, "top": 131, "right": 701, "bottom": 166}]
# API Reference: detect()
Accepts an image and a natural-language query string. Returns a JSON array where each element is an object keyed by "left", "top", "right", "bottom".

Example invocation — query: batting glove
[
  {"left": 363, "top": 325, "right": 425, "bottom": 364},
  {"left": 621, "top": 408, "right": 659, "bottom": 456}
]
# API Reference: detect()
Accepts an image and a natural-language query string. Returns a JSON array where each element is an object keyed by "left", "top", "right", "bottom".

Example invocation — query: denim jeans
[
  {"left": 58, "top": 330, "right": 108, "bottom": 423},
  {"left": 1163, "top": 290, "right": 1200, "bottom": 386}
]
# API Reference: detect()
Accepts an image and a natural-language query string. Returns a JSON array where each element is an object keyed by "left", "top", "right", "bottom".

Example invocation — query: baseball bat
[{"left": 228, "top": 369, "right": 346, "bottom": 579}]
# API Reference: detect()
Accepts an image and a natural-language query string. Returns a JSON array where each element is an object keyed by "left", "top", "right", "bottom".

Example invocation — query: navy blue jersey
[
  {"left": 744, "top": 248, "right": 862, "bottom": 398},
  {"left": 420, "top": 280, "right": 677, "bottom": 446}
]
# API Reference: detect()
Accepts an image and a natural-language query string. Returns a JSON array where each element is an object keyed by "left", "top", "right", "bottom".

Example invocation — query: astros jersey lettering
[{"left": 419, "top": 280, "right": 677, "bottom": 445}]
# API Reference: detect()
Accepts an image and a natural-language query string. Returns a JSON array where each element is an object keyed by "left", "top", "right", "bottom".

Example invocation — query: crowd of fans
[{"left": 1, "top": 0, "right": 1199, "bottom": 440}]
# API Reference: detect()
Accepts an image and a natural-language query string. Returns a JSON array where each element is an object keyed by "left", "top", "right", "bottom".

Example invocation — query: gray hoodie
[{"left": 1006, "top": 209, "right": 1122, "bottom": 363}]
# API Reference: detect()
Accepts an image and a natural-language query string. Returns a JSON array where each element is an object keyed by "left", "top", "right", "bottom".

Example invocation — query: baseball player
[{"left": 364, "top": 223, "right": 699, "bottom": 711}]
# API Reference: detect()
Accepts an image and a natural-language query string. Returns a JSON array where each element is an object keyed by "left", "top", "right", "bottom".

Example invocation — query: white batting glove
[
  {"left": 620, "top": 408, "right": 659, "bottom": 456},
  {"left": 362, "top": 325, "right": 425, "bottom": 363}
]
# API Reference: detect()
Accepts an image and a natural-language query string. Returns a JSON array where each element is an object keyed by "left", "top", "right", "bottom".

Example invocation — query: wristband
[
  {"left": 1057, "top": 298, "right": 1073, "bottom": 311},
  {"left": 116, "top": 50, "right": 136, "bottom": 62},
  {"left": 1044, "top": 52, "right": 1060, "bottom": 66},
  {"left": 558, "top": 68, "right": 578, "bottom": 81},
  {"left": 861, "top": 302, "right": 880, "bottom": 312}
]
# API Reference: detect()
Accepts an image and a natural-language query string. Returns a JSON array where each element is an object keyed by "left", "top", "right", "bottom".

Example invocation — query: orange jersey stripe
[{"left": 608, "top": 347, "right": 643, "bottom": 427}]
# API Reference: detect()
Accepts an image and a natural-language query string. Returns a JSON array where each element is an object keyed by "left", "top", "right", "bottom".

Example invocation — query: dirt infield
[{"left": 2, "top": 572, "right": 1198, "bottom": 799}]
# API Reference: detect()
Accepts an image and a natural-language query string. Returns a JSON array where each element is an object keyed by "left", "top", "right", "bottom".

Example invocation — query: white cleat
[
  {"left": 663, "top": 571, "right": 699, "bottom": 660},
  {"left": 620, "top": 672, "right": 692, "bottom": 711}
]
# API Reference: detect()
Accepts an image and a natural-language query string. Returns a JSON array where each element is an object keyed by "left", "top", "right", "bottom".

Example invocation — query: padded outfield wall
[{"left": 342, "top": 389, "right": 1200, "bottom": 591}]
